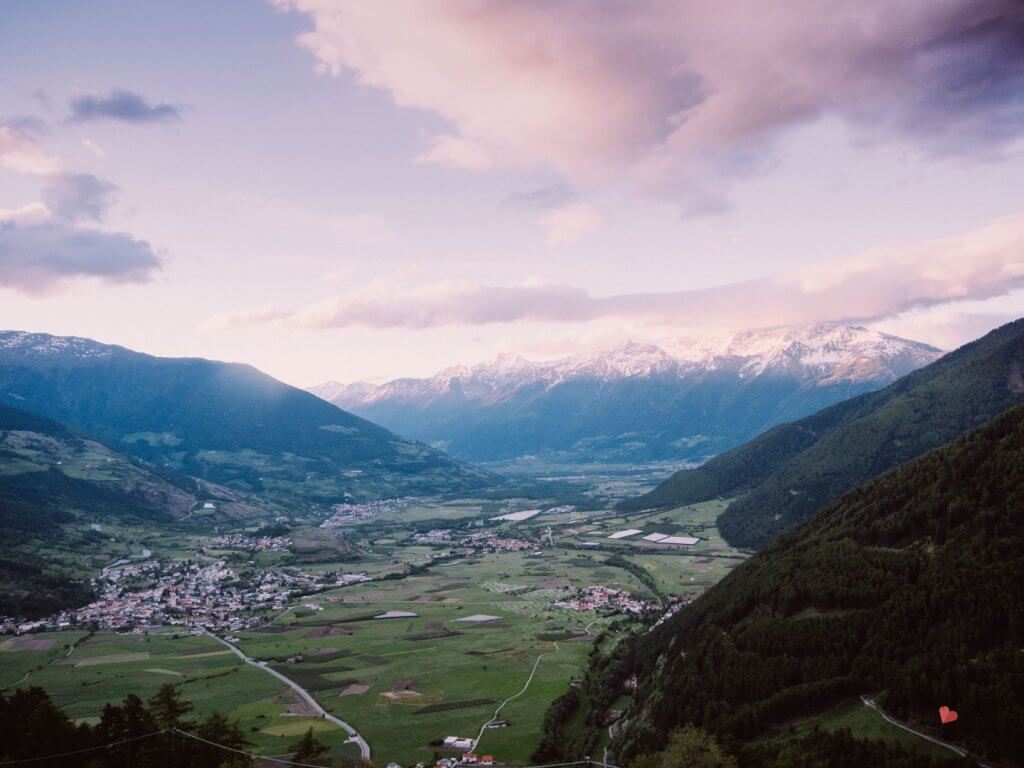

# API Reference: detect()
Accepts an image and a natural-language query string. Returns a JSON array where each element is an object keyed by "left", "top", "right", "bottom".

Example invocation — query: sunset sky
[{"left": 2, "top": 1, "right": 1024, "bottom": 386}]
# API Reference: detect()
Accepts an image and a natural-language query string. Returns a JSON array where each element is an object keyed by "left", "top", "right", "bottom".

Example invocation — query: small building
[{"left": 480, "top": 757, "right": 494, "bottom": 766}]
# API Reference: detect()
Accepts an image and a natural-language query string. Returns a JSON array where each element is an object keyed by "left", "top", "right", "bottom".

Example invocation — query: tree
[
  {"left": 291, "top": 727, "right": 332, "bottom": 766},
  {"left": 148, "top": 683, "right": 194, "bottom": 768},
  {"left": 195, "top": 711, "right": 250, "bottom": 768},
  {"left": 657, "top": 725, "right": 737, "bottom": 768},
  {"left": 148, "top": 683, "right": 193, "bottom": 728}
]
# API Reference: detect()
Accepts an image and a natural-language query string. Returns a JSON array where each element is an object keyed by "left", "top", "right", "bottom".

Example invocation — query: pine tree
[{"left": 291, "top": 726, "right": 331, "bottom": 766}]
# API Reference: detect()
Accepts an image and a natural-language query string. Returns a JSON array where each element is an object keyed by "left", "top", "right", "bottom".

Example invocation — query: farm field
[
  {"left": 2, "top": 495, "right": 749, "bottom": 766},
  {"left": 0, "top": 631, "right": 360, "bottom": 760},
  {"left": 232, "top": 550, "right": 655, "bottom": 766}
]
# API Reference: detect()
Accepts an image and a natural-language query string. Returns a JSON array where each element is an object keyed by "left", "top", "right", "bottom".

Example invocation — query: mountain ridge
[
  {"left": 0, "top": 330, "right": 494, "bottom": 504},
  {"left": 623, "top": 317, "right": 1024, "bottom": 548},
  {"left": 312, "top": 323, "right": 941, "bottom": 464}
]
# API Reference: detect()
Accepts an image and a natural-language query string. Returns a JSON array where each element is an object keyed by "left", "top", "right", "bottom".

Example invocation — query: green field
[
  {"left": 762, "top": 698, "right": 955, "bottom": 759},
  {"left": 232, "top": 550, "right": 648, "bottom": 765},
  {"left": 0, "top": 631, "right": 358, "bottom": 760},
  {"left": 1, "top": 493, "right": 751, "bottom": 766}
]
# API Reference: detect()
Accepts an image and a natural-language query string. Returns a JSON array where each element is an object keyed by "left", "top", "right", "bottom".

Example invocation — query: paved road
[
  {"left": 203, "top": 630, "right": 371, "bottom": 759},
  {"left": 473, "top": 642, "right": 560, "bottom": 751},
  {"left": 860, "top": 695, "right": 991, "bottom": 767}
]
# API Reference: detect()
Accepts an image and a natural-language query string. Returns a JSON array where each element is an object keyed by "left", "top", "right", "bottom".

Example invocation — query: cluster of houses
[
  {"left": 5, "top": 558, "right": 371, "bottom": 635},
  {"left": 436, "top": 740, "right": 496, "bottom": 767},
  {"left": 320, "top": 497, "right": 410, "bottom": 527},
  {"left": 206, "top": 533, "right": 291, "bottom": 552},
  {"left": 552, "top": 585, "right": 654, "bottom": 614},
  {"left": 388, "top": 756, "right": 496, "bottom": 768}
]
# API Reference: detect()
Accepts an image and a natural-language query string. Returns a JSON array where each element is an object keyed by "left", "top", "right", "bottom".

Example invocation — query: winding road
[
  {"left": 860, "top": 695, "right": 991, "bottom": 767},
  {"left": 203, "top": 630, "right": 371, "bottom": 759}
]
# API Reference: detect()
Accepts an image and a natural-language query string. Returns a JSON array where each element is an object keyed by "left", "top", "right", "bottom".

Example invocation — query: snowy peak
[
  {"left": 314, "top": 323, "right": 942, "bottom": 409},
  {"left": 0, "top": 330, "right": 118, "bottom": 360},
  {"left": 308, "top": 380, "right": 376, "bottom": 401},
  {"left": 561, "top": 340, "right": 677, "bottom": 379},
  {"left": 677, "top": 322, "right": 942, "bottom": 381}
]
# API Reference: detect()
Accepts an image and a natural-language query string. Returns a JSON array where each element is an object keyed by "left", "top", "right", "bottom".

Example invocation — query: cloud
[
  {"left": 42, "top": 173, "right": 118, "bottom": 222},
  {"left": 415, "top": 134, "right": 493, "bottom": 171},
  {"left": 501, "top": 182, "right": 574, "bottom": 211},
  {"left": 0, "top": 219, "right": 160, "bottom": 294},
  {"left": 273, "top": 1, "right": 1024, "bottom": 207},
  {"left": 81, "top": 138, "right": 106, "bottom": 158},
  {"left": 0, "top": 203, "right": 50, "bottom": 226},
  {"left": 0, "top": 121, "right": 60, "bottom": 174},
  {"left": 540, "top": 204, "right": 604, "bottom": 246},
  {"left": 201, "top": 304, "right": 291, "bottom": 331},
  {"left": 69, "top": 89, "right": 182, "bottom": 123},
  {"left": 216, "top": 211, "right": 1024, "bottom": 331}
]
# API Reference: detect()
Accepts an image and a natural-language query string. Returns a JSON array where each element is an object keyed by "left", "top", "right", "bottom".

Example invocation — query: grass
[
  {"left": 2, "top": 495, "right": 749, "bottom": 765},
  {"left": 0, "top": 631, "right": 356, "bottom": 757},
  {"left": 763, "top": 698, "right": 954, "bottom": 759},
  {"left": 228, "top": 550, "right": 653, "bottom": 765}
]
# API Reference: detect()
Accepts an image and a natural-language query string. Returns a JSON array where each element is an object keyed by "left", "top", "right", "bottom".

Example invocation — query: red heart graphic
[{"left": 939, "top": 706, "right": 958, "bottom": 724}]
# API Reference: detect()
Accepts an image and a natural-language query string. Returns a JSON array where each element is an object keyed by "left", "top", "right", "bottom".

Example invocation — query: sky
[{"left": 2, "top": 0, "right": 1024, "bottom": 387}]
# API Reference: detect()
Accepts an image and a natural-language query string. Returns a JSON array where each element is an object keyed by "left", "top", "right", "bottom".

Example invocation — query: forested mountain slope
[
  {"left": 616, "top": 402, "right": 1024, "bottom": 764},
  {"left": 623, "top": 318, "right": 1024, "bottom": 548},
  {"left": 0, "top": 331, "right": 493, "bottom": 503}
]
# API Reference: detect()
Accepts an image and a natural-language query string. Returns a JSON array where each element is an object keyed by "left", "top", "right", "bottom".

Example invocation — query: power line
[
  {"left": 0, "top": 729, "right": 170, "bottom": 765},
  {"left": 0, "top": 725, "right": 623, "bottom": 768}
]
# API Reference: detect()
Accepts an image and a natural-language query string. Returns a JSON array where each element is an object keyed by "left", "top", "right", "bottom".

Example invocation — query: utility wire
[
  {"left": 0, "top": 725, "right": 623, "bottom": 768},
  {"left": 0, "top": 729, "right": 170, "bottom": 765}
]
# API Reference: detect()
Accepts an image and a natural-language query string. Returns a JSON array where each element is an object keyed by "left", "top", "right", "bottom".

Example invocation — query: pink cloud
[
  {"left": 415, "top": 134, "right": 493, "bottom": 171},
  {"left": 273, "top": 1, "right": 1024, "bottom": 209},
  {"left": 0, "top": 123, "right": 60, "bottom": 175},
  {"left": 540, "top": 204, "right": 604, "bottom": 246},
  {"left": 212, "top": 211, "right": 1024, "bottom": 332}
]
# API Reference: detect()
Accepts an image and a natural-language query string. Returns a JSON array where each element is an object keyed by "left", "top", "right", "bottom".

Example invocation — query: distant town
[{"left": 5, "top": 555, "right": 370, "bottom": 635}]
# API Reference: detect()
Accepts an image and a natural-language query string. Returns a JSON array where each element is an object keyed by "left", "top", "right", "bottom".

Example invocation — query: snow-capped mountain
[{"left": 310, "top": 324, "right": 941, "bottom": 465}]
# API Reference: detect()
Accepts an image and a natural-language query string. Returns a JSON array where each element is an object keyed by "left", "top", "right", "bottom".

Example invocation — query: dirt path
[
  {"left": 472, "top": 641, "right": 561, "bottom": 751},
  {"left": 1, "top": 633, "right": 87, "bottom": 691}
]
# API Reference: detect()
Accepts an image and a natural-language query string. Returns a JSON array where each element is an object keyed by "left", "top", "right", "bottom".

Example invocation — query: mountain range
[
  {"left": 625, "top": 318, "right": 1024, "bottom": 548},
  {"left": 0, "top": 330, "right": 493, "bottom": 504},
  {"left": 313, "top": 323, "right": 941, "bottom": 465}
]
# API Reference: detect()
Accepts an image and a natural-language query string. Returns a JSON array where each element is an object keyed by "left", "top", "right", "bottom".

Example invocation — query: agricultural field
[
  {"left": 229, "top": 549, "right": 665, "bottom": 765},
  {"left": 0, "top": 631, "right": 362, "bottom": 760},
  {"left": 2, "top": 492, "right": 750, "bottom": 766}
]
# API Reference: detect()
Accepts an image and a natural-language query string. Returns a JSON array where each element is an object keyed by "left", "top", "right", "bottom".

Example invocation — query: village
[
  {"left": 552, "top": 584, "right": 656, "bottom": 614},
  {"left": 206, "top": 533, "right": 292, "bottom": 552},
  {"left": 4, "top": 558, "right": 370, "bottom": 635},
  {"left": 320, "top": 497, "right": 410, "bottom": 527}
]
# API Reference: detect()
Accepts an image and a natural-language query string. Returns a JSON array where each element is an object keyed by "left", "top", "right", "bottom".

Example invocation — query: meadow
[
  {"left": 0, "top": 630, "right": 364, "bottom": 759},
  {"left": 234, "top": 550, "right": 650, "bottom": 765}
]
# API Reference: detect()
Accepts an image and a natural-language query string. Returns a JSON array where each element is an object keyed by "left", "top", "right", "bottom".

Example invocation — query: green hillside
[
  {"left": 0, "top": 404, "right": 272, "bottom": 618},
  {"left": 0, "top": 331, "right": 494, "bottom": 503},
  {"left": 622, "top": 318, "right": 1024, "bottom": 548},
  {"left": 613, "top": 402, "right": 1024, "bottom": 764}
]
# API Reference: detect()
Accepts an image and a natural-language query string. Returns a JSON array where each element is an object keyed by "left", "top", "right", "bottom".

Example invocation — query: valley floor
[{"left": 1, "top": 489, "right": 754, "bottom": 766}]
